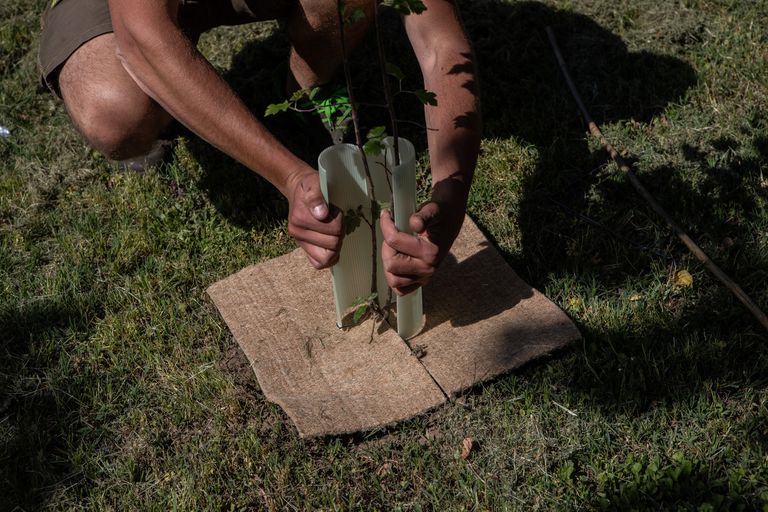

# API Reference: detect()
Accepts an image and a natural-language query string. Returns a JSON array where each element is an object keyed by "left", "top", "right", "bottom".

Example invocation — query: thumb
[
  {"left": 409, "top": 201, "right": 441, "bottom": 234},
  {"left": 300, "top": 177, "right": 329, "bottom": 220}
]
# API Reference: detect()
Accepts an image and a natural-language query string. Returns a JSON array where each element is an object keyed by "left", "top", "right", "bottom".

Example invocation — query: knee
[
  {"left": 69, "top": 87, "right": 166, "bottom": 161},
  {"left": 289, "top": 0, "right": 372, "bottom": 46}
]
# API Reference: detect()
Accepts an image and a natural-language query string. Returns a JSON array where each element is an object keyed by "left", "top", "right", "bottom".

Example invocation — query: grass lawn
[{"left": 2, "top": 0, "right": 768, "bottom": 509}]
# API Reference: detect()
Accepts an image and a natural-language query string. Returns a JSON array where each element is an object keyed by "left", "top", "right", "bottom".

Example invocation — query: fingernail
[{"left": 312, "top": 204, "right": 327, "bottom": 218}]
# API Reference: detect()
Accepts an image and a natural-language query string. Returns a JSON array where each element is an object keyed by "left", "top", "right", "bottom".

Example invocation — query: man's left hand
[{"left": 380, "top": 194, "right": 465, "bottom": 296}]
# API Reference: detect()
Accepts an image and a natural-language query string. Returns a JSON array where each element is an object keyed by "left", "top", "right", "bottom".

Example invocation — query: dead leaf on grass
[
  {"left": 460, "top": 437, "right": 475, "bottom": 460},
  {"left": 674, "top": 269, "right": 693, "bottom": 288},
  {"left": 376, "top": 462, "right": 393, "bottom": 476}
]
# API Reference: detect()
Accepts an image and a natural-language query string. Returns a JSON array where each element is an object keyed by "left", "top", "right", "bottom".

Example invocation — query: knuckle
[
  {"left": 424, "top": 247, "right": 439, "bottom": 265},
  {"left": 317, "top": 250, "right": 335, "bottom": 268}
]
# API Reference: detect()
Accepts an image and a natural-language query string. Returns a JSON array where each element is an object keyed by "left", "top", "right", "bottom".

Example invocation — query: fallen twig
[{"left": 546, "top": 26, "right": 768, "bottom": 333}]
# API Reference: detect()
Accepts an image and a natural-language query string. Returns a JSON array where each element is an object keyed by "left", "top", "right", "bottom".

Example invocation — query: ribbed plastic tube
[
  {"left": 384, "top": 138, "right": 425, "bottom": 339},
  {"left": 319, "top": 144, "right": 389, "bottom": 327},
  {"left": 318, "top": 138, "right": 424, "bottom": 339}
]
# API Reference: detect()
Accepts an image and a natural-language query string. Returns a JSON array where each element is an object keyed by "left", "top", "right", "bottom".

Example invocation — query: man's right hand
[{"left": 286, "top": 171, "right": 344, "bottom": 269}]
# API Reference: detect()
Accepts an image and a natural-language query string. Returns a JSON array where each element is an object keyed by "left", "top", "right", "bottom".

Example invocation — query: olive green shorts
[{"left": 38, "top": 0, "right": 294, "bottom": 94}]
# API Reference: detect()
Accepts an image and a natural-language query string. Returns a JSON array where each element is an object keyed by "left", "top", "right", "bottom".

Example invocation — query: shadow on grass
[
  {"left": 0, "top": 295, "right": 103, "bottom": 509},
  {"left": 561, "top": 132, "right": 768, "bottom": 416}
]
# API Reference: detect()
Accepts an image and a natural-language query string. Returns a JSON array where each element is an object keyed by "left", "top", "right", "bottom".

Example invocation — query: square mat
[{"left": 207, "top": 217, "right": 580, "bottom": 437}]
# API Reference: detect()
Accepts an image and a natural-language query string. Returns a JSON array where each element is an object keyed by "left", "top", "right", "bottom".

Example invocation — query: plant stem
[
  {"left": 337, "top": 0, "right": 379, "bottom": 302},
  {"left": 373, "top": 1, "right": 399, "bottom": 321},
  {"left": 373, "top": 1, "right": 400, "bottom": 166}
]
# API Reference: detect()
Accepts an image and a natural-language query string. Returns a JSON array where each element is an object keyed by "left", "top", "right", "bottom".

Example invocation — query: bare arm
[
  {"left": 405, "top": 0, "right": 481, "bottom": 204},
  {"left": 108, "top": 0, "right": 343, "bottom": 268},
  {"left": 382, "top": 0, "right": 481, "bottom": 295}
]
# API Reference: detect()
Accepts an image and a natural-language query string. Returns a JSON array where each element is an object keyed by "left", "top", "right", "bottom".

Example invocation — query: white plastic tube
[
  {"left": 385, "top": 138, "right": 425, "bottom": 339},
  {"left": 318, "top": 138, "right": 424, "bottom": 339},
  {"left": 318, "top": 144, "right": 389, "bottom": 327}
]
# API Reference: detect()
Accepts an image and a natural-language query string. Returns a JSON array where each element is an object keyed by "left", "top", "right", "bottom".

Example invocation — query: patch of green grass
[{"left": 2, "top": 0, "right": 768, "bottom": 510}]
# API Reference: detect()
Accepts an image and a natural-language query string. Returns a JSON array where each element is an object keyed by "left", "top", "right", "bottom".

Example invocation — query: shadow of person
[
  {"left": 1, "top": 296, "right": 103, "bottom": 509},
  {"left": 421, "top": 242, "right": 533, "bottom": 334},
  {"left": 453, "top": 1, "right": 697, "bottom": 285}
]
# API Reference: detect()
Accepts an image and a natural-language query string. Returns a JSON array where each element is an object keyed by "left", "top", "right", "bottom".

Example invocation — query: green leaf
[
  {"left": 367, "top": 125, "right": 387, "bottom": 140},
  {"left": 343, "top": 207, "right": 362, "bottom": 235},
  {"left": 344, "top": 7, "right": 366, "bottom": 25},
  {"left": 351, "top": 292, "right": 378, "bottom": 307},
  {"left": 352, "top": 303, "right": 369, "bottom": 323},
  {"left": 364, "top": 139, "right": 384, "bottom": 156},
  {"left": 414, "top": 89, "right": 438, "bottom": 106},
  {"left": 350, "top": 292, "right": 378, "bottom": 322},
  {"left": 289, "top": 89, "right": 307, "bottom": 102},
  {"left": 308, "top": 87, "right": 320, "bottom": 100},
  {"left": 264, "top": 100, "right": 291, "bottom": 116},
  {"left": 385, "top": 0, "right": 427, "bottom": 15},
  {"left": 385, "top": 62, "right": 405, "bottom": 81}
]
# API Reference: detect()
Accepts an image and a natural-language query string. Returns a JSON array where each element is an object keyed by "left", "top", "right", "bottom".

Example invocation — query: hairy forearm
[{"left": 111, "top": 15, "right": 310, "bottom": 196}]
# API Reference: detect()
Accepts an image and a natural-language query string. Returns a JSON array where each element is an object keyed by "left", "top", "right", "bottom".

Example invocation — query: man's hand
[
  {"left": 286, "top": 171, "right": 344, "bottom": 269},
  {"left": 380, "top": 186, "right": 466, "bottom": 295}
]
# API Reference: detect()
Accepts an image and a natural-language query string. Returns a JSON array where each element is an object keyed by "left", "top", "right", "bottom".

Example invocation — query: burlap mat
[{"left": 207, "top": 217, "right": 580, "bottom": 437}]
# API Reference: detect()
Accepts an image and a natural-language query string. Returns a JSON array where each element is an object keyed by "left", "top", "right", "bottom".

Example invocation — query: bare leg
[
  {"left": 285, "top": 0, "right": 375, "bottom": 91},
  {"left": 58, "top": 33, "right": 173, "bottom": 161}
]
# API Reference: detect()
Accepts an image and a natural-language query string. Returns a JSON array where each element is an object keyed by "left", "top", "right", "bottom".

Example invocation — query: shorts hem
[{"left": 38, "top": 22, "right": 114, "bottom": 94}]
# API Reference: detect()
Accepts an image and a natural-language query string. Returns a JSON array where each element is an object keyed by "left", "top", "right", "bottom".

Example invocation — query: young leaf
[
  {"left": 264, "top": 100, "right": 291, "bottom": 116},
  {"left": 364, "top": 139, "right": 384, "bottom": 156},
  {"left": 289, "top": 89, "right": 308, "bottom": 102},
  {"left": 352, "top": 303, "right": 369, "bottom": 323},
  {"left": 367, "top": 125, "right": 387, "bottom": 139},
  {"left": 351, "top": 292, "right": 376, "bottom": 307},
  {"left": 350, "top": 292, "right": 377, "bottom": 323},
  {"left": 385, "top": 62, "right": 406, "bottom": 82},
  {"left": 343, "top": 207, "right": 362, "bottom": 235},
  {"left": 414, "top": 89, "right": 438, "bottom": 106},
  {"left": 344, "top": 6, "right": 366, "bottom": 25},
  {"left": 364, "top": 125, "right": 387, "bottom": 155},
  {"left": 385, "top": 0, "right": 427, "bottom": 15}
]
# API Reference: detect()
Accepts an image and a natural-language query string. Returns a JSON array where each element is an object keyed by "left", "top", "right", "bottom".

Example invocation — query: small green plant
[
  {"left": 265, "top": 86, "right": 352, "bottom": 143},
  {"left": 349, "top": 292, "right": 379, "bottom": 323}
]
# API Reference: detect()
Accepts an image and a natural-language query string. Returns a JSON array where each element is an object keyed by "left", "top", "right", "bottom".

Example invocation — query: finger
[
  {"left": 383, "top": 252, "right": 434, "bottom": 276},
  {"left": 299, "top": 175, "right": 329, "bottom": 220},
  {"left": 380, "top": 209, "right": 438, "bottom": 261},
  {"left": 290, "top": 227, "right": 342, "bottom": 251},
  {"left": 292, "top": 206, "right": 344, "bottom": 236},
  {"left": 304, "top": 252, "right": 323, "bottom": 269},
  {"left": 301, "top": 243, "right": 339, "bottom": 269},
  {"left": 409, "top": 201, "right": 441, "bottom": 234},
  {"left": 385, "top": 271, "right": 423, "bottom": 290}
]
